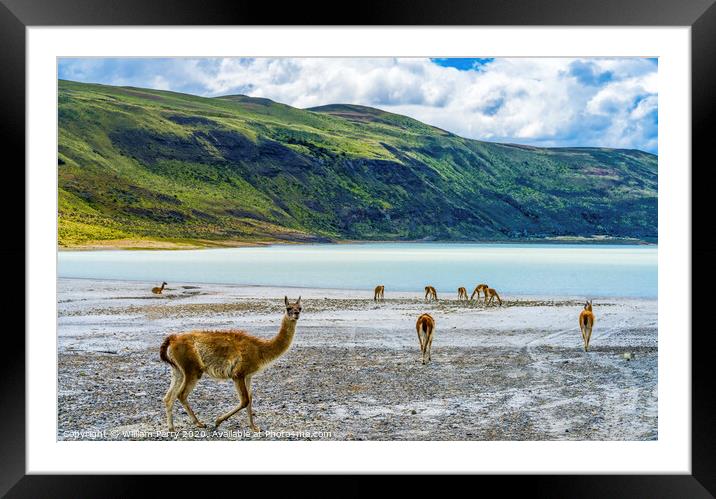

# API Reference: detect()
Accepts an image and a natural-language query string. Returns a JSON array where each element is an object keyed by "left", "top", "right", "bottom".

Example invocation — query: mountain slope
[{"left": 57, "top": 79, "right": 658, "bottom": 247}]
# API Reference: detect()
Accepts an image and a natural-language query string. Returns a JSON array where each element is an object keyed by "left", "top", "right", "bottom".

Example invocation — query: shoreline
[
  {"left": 59, "top": 236, "right": 657, "bottom": 252},
  {"left": 56, "top": 276, "right": 658, "bottom": 301},
  {"left": 58, "top": 238, "right": 284, "bottom": 252}
]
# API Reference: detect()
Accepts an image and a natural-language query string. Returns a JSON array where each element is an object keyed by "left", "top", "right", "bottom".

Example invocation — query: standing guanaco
[
  {"left": 470, "top": 284, "right": 489, "bottom": 301},
  {"left": 424, "top": 286, "right": 438, "bottom": 302},
  {"left": 160, "top": 296, "right": 302, "bottom": 432},
  {"left": 484, "top": 288, "right": 502, "bottom": 306},
  {"left": 415, "top": 313, "right": 436, "bottom": 365},
  {"left": 152, "top": 282, "right": 167, "bottom": 295},
  {"left": 579, "top": 300, "right": 595, "bottom": 352},
  {"left": 457, "top": 287, "right": 468, "bottom": 301},
  {"left": 374, "top": 285, "right": 385, "bottom": 302}
]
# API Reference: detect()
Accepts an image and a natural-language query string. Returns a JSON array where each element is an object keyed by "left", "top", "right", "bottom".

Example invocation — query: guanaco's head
[
  {"left": 162, "top": 282, "right": 167, "bottom": 286},
  {"left": 584, "top": 300, "right": 593, "bottom": 311},
  {"left": 284, "top": 296, "right": 302, "bottom": 321}
]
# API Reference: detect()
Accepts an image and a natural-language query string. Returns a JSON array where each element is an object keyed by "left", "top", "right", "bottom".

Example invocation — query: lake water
[{"left": 58, "top": 243, "right": 657, "bottom": 298}]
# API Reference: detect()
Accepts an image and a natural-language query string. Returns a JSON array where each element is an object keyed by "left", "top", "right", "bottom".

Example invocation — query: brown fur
[
  {"left": 160, "top": 296, "right": 302, "bottom": 432},
  {"left": 470, "top": 284, "right": 489, "bottom": 301},
  {"left": 159, "top": 335, "right": 175, "bottom": 367},
  {"left": 152, "top": 282, "right": 167, "bottom": 295},
  {"left": 484, "top": 288, "right": 502, "bottom": 306},
  {"left": 415, "top": 313, "right": 436, "bottom": 365},
  {"left": 424, "top": 285, "right": 438, "bottom": 302},
  {"left": 457, "top": 287, "right": 468, "bottom": 301},
  {"left": 374, "top": 285, "right": 385, "bottom": 302},
  {"left": 579, "top": 300, "right": 595, "bottom": 352}
]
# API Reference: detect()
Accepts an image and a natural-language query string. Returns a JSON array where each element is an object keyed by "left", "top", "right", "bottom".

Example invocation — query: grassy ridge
[{"left": 58, "top": 79, "right": 657, "bottom": 248}]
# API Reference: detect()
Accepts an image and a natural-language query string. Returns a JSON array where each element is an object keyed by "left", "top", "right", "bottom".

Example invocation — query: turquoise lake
[{"left": 58, "top": 243, "right": 657, "bottom": 298}]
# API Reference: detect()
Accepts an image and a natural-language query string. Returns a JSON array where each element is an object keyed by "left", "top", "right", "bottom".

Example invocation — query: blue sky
[
  {"left": 59, "top": 57, "right": 658, "bottom": 153},
  {"left": 430, "top": 58, "right": 494, "bottom": 71}
]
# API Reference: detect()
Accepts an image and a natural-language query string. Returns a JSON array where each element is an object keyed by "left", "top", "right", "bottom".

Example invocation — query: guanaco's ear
[
  {"left": 297, "top": 296, "right": 302, "bottom": 305},
  {"left": 284, "top": 296, "right": 289, "bottom": 306}
]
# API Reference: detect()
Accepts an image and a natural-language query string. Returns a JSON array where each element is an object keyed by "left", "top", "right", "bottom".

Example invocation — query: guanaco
[
  {"left": 424, "top": 285, "right": 438, "bottom": 302},
  {"left": 374, "top": 285, "right": 385, "bottom": 302},
  {"left": 470, "top": 284, "right": 489, "bottom": 301},
  {"left": 484, "top": 288, "right": 502, "bottom": 306},
  {"left": 415, "top": 313, "right": 436, "bottom": 365},
  {"left": 152, "top": 282, "right": 167, "bottom": 295},
  {"left": 457, "top": 287, "right": 468, "bottom": 301},
  {"left": 579, "top": 300, "right": 595, "bottom": 352},
  {"left": 160, "top": 296, "right": 302, "bottom": 432}
]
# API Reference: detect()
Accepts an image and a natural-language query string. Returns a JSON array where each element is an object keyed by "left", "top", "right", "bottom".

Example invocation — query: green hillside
[{"left": 57, "top": 79, "right": 657, "bottom": 248}]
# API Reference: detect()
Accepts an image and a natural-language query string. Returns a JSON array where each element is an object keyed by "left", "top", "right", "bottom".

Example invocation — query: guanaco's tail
[
  {"left": 419, "top": 317, "right": 433, "bottom": 335},
  {"left": 160, "top": 335, "right": 176, "bottom": 367},
  {"left": 583, "top": 315, "right": 593, "bottom": 329}
]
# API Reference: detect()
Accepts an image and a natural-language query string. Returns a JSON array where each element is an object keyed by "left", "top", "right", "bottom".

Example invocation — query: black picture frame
[{"left": 3, "top": 0, "right": 713, "bottom": 495}]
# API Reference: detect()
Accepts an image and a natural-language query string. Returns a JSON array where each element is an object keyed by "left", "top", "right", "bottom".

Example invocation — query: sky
[{"left": 58, "top": 57, "right": 658, "bottom": 153}]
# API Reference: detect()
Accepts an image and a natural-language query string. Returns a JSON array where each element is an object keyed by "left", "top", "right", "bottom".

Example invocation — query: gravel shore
[{"left": 58, "top": 278, "right": 657, "bottom": 441}]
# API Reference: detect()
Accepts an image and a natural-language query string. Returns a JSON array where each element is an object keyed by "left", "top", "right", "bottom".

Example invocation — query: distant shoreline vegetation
[
  {"left": 58, "top": 236, "right": 656, "bottom": 252},
  {"left": 58, "top": 79, "right": 657, "bottom": 250}
]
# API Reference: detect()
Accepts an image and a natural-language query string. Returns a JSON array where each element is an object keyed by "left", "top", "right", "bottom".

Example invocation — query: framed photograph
[{"left": 5, "top": 0, "right": 714, "bottom": 495}]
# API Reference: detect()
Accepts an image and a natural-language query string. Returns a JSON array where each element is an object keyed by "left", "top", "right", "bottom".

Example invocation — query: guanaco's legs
[
  {"left": 215, "top": 376, "right": 260, "bottom": 432},
  {"left": 245, "top": 376, "right": 260, "bottom": 432},
  {"left": 163, "top": 367, "right": 183, "bottom": 431},
  {"left": 416, "top": 327, "right": 425, "bottom": 352},
  {"left": 421, "top": 331, "right": 433, "bottom": 365},
  {"left": 177, "top": 370, "right": 204, "bottom": 428},
  {"left": 215, "top": 376, "right": 250, "bottom": 428},
  {"left": 584, "top": 327, "right": 592, "bottom": 352}
]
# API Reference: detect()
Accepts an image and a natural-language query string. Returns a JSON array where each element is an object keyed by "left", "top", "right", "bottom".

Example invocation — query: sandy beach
[{"left": 57, "top": 278, "right": 657, "bottom": 441}]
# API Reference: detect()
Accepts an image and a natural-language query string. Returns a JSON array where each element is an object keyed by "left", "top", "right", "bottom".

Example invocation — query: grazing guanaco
[
  {"left": 470, "top": 284, "right": 489, "bottom": 301},
  {"left": 415, "top": 313, "right": 436, "bottom": 365},
  {"left": 152, "top": 282, "right": 167, "bottom": 295},
  {"left": 484, "top": 288, "right": 502, "bottom": 306},
  {"left": 374, "top": 285, "right": 385, "bottom": 302},
  {"left": 160, "top": 296, "right": 302, "bottom": 432},
  {"left": 424, "top": 285, "right": 438, "bottom": 302},
  {"left": 579, "top": 300, "right": 595, "bottom": 352},
  {"left": 457, "top": 287, "right": 468, "bottom": 301}
]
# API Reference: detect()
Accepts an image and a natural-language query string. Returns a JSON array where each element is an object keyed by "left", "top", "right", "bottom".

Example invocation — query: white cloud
[{"left": 58, "top": 57, "right": 658, "bottom": 152}]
